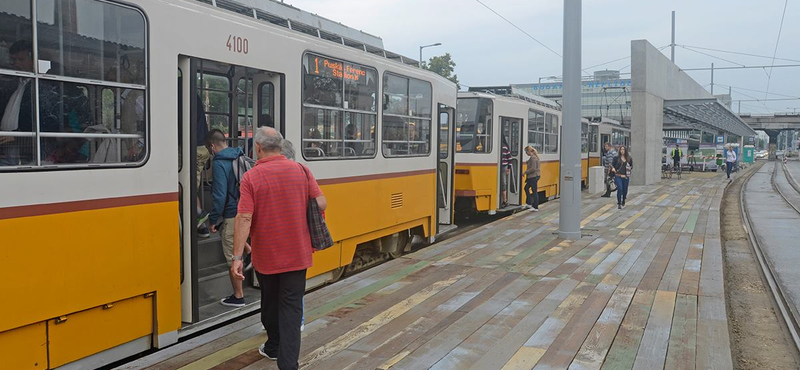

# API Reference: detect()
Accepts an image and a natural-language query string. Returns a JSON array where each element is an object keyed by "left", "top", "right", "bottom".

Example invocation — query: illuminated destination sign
[{"left": 311, "top": 55, "right": 367, "bottom": 82}]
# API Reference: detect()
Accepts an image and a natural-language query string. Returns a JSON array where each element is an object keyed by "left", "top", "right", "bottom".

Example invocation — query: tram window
[
  {"left": 0, "top": 75, "right": 36, "bottom": 166},
  {"left": 0, "top": 1, "right": 33, "bottom": 72},
  {"left": 344, "top": 64, "right": 377, "bottom": 112},
  {"left": 409, "top": 79, "right": 432, "bottom": 117},
  {"left": 439, "top": 111, "right": 450, "bottom": 159},
  {"left": 581, "top": 122, "right": 588, "bottom": 153},
  {"left": 382, "top": 73, "right": 431, "bottom": 157},
  {"left": 303, "top": 54, "right": 343, "bottom": 107},
  {"left": 258, "top": 82, "right": 274, "bottom": 127},
  {"left": 301, "top": 53, "right": 377, "bottom": 159},
  {"left": 237, "top": 78, "right": 253, "bottom": 138},
  {"left": 383, "top": 74, "right": 408, "bottom": 115},
  {"left": 527, "top": 109, "right": 545, "bottom": 153},
  {"left": 456, "top": 98, "right": 492, "bottom": 154},
  {"left": 36, "top": 80, "right": 145, "bottom": 164},
  {"left": 545, "top": 113, "right": 558, "bottom": 153},
  {"left": 36, "top": 0, "right": 146, "bottom": 85},
  {"left": 589, "top": 125, "right": 599, "bottom": 152}
]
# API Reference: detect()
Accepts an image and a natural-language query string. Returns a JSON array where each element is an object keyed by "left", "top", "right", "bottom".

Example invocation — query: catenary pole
[
  {"left": 560, "top": 0, "right": 582, "bottom": 239},
  {"left": 671, "top": 11, "right": 676, "bottom": 62}
]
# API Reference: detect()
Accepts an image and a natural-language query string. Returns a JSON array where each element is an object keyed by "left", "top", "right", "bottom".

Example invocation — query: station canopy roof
[{"left": 663, "top": 98, "right": 757, "bottom": 138}]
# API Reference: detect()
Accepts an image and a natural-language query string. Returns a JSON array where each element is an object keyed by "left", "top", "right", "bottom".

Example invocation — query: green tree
[{"left": 422, "top": 53, "right": 460, "bottom": 89}]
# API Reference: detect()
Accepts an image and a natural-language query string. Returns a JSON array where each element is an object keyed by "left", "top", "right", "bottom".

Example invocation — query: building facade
[{"left": 514, "top": 70, "right": 632, "bottom": 122}]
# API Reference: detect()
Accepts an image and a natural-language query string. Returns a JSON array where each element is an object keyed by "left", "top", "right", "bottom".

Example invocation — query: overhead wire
[
  {"left": 765, "top": 0, "right": 789, "bottom": 100},
  {"left": 679, "top": 44, "right": 800, "bottom": 64},
  {"left": 677, "top": 45, "right": 745, "bottom": 67},
  {"left": 473, "top": 0, "right": 561, "bottom": 58}
]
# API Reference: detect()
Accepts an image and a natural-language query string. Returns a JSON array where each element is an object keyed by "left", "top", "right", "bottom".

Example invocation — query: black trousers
[
  {"left": 257, "top": 269, "right": 306, "bottom": 370},
  {"left": 524, "top": 176, "right": 539, "bottom": 208}
]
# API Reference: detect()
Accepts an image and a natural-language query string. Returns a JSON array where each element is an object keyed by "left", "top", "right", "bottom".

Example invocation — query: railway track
[{"left": 740, "top": 161, "right": 800, "bottom": 352}]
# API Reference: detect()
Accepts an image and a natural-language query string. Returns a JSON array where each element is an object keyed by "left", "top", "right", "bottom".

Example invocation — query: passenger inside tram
[{"left": 0, "top": 40, "right": 35, "bottom": 166}]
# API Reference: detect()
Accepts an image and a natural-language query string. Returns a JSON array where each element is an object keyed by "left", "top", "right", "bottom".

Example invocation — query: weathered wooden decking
[{"left": 124, "top": 172, "right": 733, "bottom": 370}]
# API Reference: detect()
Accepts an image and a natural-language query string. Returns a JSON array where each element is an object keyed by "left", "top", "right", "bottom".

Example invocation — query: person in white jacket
[{"left": 725, "top": 146, "right": 737, "bottom": 181}]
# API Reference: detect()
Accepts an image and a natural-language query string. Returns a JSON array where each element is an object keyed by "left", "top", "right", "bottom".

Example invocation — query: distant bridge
[
  {"left": 739, "top": 114, "right": 799, "bottom": 158},
  {"left": 740, "top": 114, "right": 800, "bottom": 131}
]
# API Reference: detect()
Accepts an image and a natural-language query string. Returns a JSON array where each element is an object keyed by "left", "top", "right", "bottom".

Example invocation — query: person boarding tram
[{"left": 232, "top": 127, "right": 326, "bottom": 369}]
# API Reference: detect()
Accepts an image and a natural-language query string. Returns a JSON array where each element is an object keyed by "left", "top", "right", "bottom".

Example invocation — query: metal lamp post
[
  {"left": 559, "top": 0, "right": 582, "bottom": 239},
  {"left": 419, "top": 43, "right": 442, "bottom": 67}
]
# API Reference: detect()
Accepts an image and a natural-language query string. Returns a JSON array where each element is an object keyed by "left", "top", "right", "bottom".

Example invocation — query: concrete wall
[{"left": 630, "top": 40, "right": 714, "bottom": 185}]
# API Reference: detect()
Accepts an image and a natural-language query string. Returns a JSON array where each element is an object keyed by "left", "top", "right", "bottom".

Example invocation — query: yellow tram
[
  {"left": 454, "top": 89, "right": 562, "bottom": 214},
  {"left": 0, "top": 0, "right": 457, "bottom": 368}
]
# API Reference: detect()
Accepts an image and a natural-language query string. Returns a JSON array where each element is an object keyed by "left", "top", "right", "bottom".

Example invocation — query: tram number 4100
[{"left": 226, "top": 35, "right": 249, "bottom": 54}]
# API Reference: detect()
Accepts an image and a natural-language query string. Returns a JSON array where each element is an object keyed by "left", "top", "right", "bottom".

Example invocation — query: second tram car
[{"left": 454, "top": 91, "right": 562, "bottom": 214}]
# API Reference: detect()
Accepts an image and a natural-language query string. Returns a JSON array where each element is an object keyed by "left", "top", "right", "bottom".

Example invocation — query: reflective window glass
[
  {"left": 0, "top": 0, "right": 34, "bottom": 72},
  {"left": 456, "top": 98, "right": 492, "bottom": 153},
  {"left": 439, "top": 110, "right": 449, "bottom": 159},
  {"left": 344, "top": 63, "right": 377, "bottom": 112},
  {"left": 409, "top": 79, "right": 432, "bottom": 118},
  {"left": 303, "top": 53, "right": 342, "bottom": 107},
  {"left": 37, "top": 79, "right": 144, "bottom": 164},
  {"left": 259, "top": 82, "right": 274, "bottom": 127},
  {"left": 382, "top": 74, "right": 431, "bottom": 157},
  {"left": 36, "top": 0, "right": 146, "bottom": 84},
  {"left": 301, "top": 53, "right": 377, "bottom": 160},
  {"left": 383, "top": 74, "right": 408, "bottom": 115},
  {"left": 0, "top": 75, "right": 35, "bottom": 166}
]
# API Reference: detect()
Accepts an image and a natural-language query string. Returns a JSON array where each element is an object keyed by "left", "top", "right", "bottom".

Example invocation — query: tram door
[
  {"left": 500, "top": 117, "right": 523, "bottom": 207},
  {"left": 178, "top": 56, "right": 284, "bottom": 325},
  {"left": 437, "top": 105, "right": 456, "bottom": 229}
]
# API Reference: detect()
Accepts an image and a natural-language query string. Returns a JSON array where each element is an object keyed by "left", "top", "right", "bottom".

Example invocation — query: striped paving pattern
[{"left": 123, "top": 172, "right": 732, "bottom": 370}]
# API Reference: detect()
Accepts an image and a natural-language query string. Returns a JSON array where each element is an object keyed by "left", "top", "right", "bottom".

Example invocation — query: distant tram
[{"left": 0, "top": 0, "right": 457, "bottom": 368}]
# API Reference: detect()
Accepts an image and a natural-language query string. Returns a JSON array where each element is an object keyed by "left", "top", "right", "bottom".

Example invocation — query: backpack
[{"left": 232, "top": 154, "right": 257, "bottom": 186}]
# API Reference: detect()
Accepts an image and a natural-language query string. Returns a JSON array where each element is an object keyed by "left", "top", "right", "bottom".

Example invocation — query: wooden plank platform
[{"left": 120, "top": 172, "right": 733, "bottom": 370}]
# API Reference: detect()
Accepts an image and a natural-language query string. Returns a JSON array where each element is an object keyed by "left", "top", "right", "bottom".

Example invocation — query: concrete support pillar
[
  {"left": 766, "top": 130, "right": 779, "bottom": 160},
  {"left": 630, "top": 91, "right": 663, "bottom": 185}
]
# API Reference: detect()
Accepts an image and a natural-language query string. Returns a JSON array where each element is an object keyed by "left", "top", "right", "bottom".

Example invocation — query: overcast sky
[{"left": 284, "top": 0, "right": 799, "bottom": 115}]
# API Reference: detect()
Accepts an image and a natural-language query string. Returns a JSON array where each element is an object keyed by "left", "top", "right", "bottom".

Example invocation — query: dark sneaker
[
  {"left": 259, "top": 344, "right": 277, "bottom": 360},
  {"left": 198, "top": 225, "right": 210, "bottom": 238},
  {"left": 220, "top": 295, "right": 245, "bottom": 307},
  {"left": 601, "top": 194, "right": 611, "bottom": 198},
  {"left": 622, "top": 200, "right": 626, "bottom": 207},
  {"left": 618, "top": 204, "right": 622, "bottom": 210}
]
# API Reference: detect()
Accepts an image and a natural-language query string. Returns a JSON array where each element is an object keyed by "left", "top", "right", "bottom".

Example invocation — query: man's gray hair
[
  {"left": 281, "top": 139, "right": 296, "bottom": 161},
  {"left": 254, "top": 127, "right": 283, "bottom": 153}
]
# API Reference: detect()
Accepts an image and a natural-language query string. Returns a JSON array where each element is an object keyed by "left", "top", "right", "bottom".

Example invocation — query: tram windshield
[{"left": 456, "top": 98, "right": 492, "bottom": 153}]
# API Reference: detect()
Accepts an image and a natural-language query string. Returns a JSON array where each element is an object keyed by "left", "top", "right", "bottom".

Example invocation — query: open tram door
[
  {"left": 500, "top": 116, "right": 523, "bottom": 208},
  {"left": 177, "top": 56, "right": 284, "bottom": 331},
  {"left": 437, "top": 104, "right": 456, "bottom": 234}
]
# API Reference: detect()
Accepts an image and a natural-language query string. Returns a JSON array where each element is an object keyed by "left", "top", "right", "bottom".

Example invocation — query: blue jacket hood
[{"left": 214, "top": 146, "right": 243, "bottom": 160}]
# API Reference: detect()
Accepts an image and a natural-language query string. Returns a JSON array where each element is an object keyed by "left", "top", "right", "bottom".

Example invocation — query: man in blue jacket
[{"left": 206, "top": 129, "right": 251, "bottom": 307}]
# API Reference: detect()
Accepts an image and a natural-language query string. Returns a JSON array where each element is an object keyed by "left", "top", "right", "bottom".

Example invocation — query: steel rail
[{"left": 740, "top": 162, "right": 800, "bottom": 353}]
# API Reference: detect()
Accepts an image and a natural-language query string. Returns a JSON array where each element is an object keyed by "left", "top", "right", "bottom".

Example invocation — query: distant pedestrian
[
  {"left": 611, "top": 145, "right": 633, "bottom": 209},
  {"left": 231, "top": 127, "right": 327, "bottom": 369},
  {"left": 601, "top": 142, "right": 617, "bottom": 198},
  {"left": 500, "top": 136, "right": 512, "bottom": 208},
  {"left": 725, "top": 145, "right": 737, "bottom": 181},
  {"left": 523, "top": 146, "right": 540, "bottom": 212},
  {"left": 670, "top": 144, "right": 682, "bottom": 169}
]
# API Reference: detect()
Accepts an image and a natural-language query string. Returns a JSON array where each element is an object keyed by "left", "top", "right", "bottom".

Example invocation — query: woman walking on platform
[
  {"left": 611, "top": 146, "right": 633, "bottom": 209},
  {"left": 524, "top": 146, "right": 541, "bottom": 212},
  {"left": 725, "top": 145, "right": 737, "bottom": 181}
]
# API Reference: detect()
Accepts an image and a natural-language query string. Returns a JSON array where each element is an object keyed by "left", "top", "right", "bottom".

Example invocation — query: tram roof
[
  {"left": 465, "top": 85, "right": 561, "bottom": 111},
  {"left": 663, "top": 98, "right": 757, "bottom": 138},
  {"left": 194, "top": 0, "right": 422, "bottom": 68}
]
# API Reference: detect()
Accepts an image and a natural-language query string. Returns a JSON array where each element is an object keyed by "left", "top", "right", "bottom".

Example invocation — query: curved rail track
[{"left": 740, "top": 161, "right": 800, "bottom": 352}]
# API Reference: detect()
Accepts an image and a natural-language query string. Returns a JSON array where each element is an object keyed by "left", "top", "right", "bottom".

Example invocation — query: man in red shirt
[{"left": 231, "top": 127, "right": 326, "bottom": 369}]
